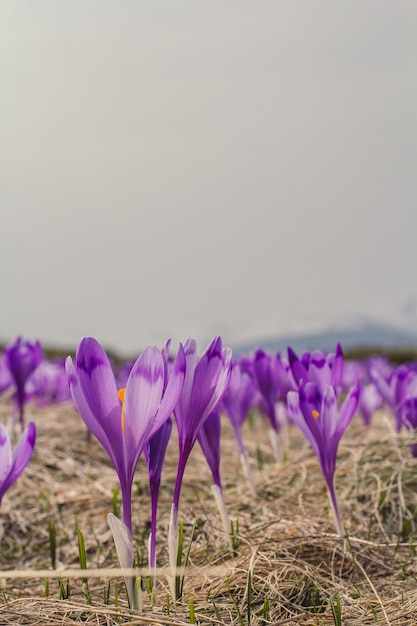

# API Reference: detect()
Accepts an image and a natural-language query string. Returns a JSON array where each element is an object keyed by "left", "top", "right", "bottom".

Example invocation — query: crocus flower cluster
[
  {"left": 65, "top": 335, "right": 232, "bottom": 603},
  {"left": 7, "top": 328, "right": 417, "bottom": 609}
]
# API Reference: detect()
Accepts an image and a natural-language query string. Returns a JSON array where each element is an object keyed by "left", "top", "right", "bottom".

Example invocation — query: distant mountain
[{"left": 233, "top": 320, "right": 417, "bottom": 356}]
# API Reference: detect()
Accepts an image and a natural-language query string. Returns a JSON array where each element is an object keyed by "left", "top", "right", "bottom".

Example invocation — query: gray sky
[{"left": 1, "top": 1, "right": 417, "bottom": 355}]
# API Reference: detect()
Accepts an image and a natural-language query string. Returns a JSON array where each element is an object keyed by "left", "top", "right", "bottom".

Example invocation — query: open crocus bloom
[
  {"left": 287, "top": 380, "right": 359, "bottom": 535},
  {"left": 66, "top": 336, "right": 185, "bottom": 532},
  {"left": 288, "top": 343, "right": 344, "bottom": 398},
  {"left": 0, "top": 421, "right": 36, "bottom": 506}
]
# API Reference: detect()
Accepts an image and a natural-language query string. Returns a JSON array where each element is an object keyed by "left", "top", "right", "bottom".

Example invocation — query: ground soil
[{"left": 1, "top": 399, "right": 417, "bottom": 625}]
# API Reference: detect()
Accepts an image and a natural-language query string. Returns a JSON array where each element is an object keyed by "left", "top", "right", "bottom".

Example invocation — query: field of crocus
[{"left": 1, "top": 337, "right": 417, "bottom": 625}]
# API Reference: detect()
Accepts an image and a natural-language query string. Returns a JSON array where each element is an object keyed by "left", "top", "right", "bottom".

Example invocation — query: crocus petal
[
  {"left": 298, "top": 382, "right": 326, "bottom": 453},
  {"left": 331, "top": 343, "right": 344, "bottom": 390},
  {"left": 288, "top": 347, "right": 309, "bottom": 387},
  {"left": 309, "top": 351, "right": 331, "bottom": 396},
  {"left": 317, "top": 386, "right": 339, "bottom": 480},
  {"left": 75, "top": 337, "right": 120, "bottom": 420},
  {"left": 287, "top": 391, "right": 321, "bottom": 460},
  {"left": 189, "top": 337, "right": 224, "bottom": 421},
  {"left": 0, "top": 425, "right": 12, "bottom": 484},
  {"left": 123, "top": 346, "right": 165, "bottom": 450},
  {"left": 180, "top": 338, "right": 198, "bottom": 408},
  {"left": 144, "top": 417, "right": 173, "bottom": 484},
  {"left": 154, "top": 343, "right": 186, "bottom": 434},
  {"left": 0, "top": 422, "right": 36, "bottom": 501},
  {"left": 66, "top": 357, "right": 121, "bottom": 472},
  {"left": 319, "top": 385, "right": 338, "bottom": 443},
  {"left": 336, "top": 379, "right": 360, "bottom": 436}
]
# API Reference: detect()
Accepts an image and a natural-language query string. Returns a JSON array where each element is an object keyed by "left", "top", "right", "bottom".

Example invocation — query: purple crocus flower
[
  {"left": 287, "top": 380, "right": 359, "bottom": 535},
  {"left": 370, "top": 363, "right": 411, "bottom": 432},
  {"left": 66, "top": 336, "right": 185, "bottom": 533},
  {"left": 172, "top": 336, "right": 232, "bottom": 513},
  {"left": 221, "top": 361, "right": 259, "bottom": 493},
  {"left": 169, "top": 336, "right": 231, "bottom": 586},
  {"left": 251, "top": 349, "right": 294, "bottom": 461},
  {"left": 143, "top": 416, "right": 173, "bottom": 584},
  {"left": 252, "top": 349, "right": 294, "bottom": 429},
  {"left": 27, "top": 359, "right": 72, "bottom": 406},
  {"left": 288, "top": 343, "right": 344, "bottom": 398},
  {"left": 358, "top": 382, "right": 383, "bottom": 426},
  {"left": 4, "top": 337, "right": 43, "bottom": 428},
  {"left": 0, "top": 421, "right": 36, "bottom": 506}
]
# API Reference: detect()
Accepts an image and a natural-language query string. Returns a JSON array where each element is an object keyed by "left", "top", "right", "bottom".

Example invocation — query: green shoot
[
  {"left": 103, "top": 580, "right": 111, "bottom": 605},
  {"left": 189, "top": 596, "right": 195, "bottom": 623},
  {"left": 174, "top": 516, "right": 198, "bottom": 602},
  {"left": 329, "top": 594, "right": 342, "bottom": 626},
  {"left": 59, "top": 578, "right": 70, "bottom": 601},
  {"left": 114, "top": 580, "right": 119, "bottom": 608},
  {"left": 247, "top": 570, "right": 252, "bottom": 625},
  {"left": 230, "top": 518, "right": 240, "bottom": 557},
  {"left": 262, "top": 597, "right": 270, "bottom": 625},
  {"left": 112, "top": 485, "right": 120, "bottom": 518},
  {"left": 77, "top": 527, "right": 91, "bottom": 604}
]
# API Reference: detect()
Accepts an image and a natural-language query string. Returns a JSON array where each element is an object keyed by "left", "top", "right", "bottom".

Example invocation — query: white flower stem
[
  {"left": 211, "top": 484, "right": 230, "bottom": 538},
  {"left": 268, "top": 427, "right": 282, "bottom": 463},
  {"left": 167, "top": 503, "right": 178, "bottom": 600},
  {"left": 239, "top": 452, "right": 256, "bottom": 496}
]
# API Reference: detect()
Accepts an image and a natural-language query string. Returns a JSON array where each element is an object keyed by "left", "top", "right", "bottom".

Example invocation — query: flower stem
[
  {"left": 121, "top": 482, "right": 133, "bottom": 534},
  {"left": 326, "top": 477, "right": 344, "bottom": 536},
  {"left": 148, "top": 481, "right": 160, "bottom": 589}
]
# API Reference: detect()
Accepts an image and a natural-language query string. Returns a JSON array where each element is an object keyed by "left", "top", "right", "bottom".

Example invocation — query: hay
[{"left": 1, "top": 400, "right": 417, "bottom": 625}]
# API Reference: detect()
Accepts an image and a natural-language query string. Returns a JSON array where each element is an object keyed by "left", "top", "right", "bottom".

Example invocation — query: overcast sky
[{"left": 1, "top": 1, "right": 417, "bottom": 355}]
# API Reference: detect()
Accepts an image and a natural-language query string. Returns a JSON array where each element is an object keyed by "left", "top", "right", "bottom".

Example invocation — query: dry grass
[{"left": 1, "top": 400, "right": 417, "bottom": 625}]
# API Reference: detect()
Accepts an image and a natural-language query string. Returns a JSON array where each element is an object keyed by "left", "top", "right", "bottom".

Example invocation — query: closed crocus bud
[{"left": 4, "top": 337, "right": 43, "bottom": 428}]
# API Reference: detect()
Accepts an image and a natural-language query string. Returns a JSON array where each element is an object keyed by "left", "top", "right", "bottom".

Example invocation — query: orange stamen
[
  {"left": 312, "top": 410, "right": 320, "bottom": 420},
  {"left": 118, "top": 388, "right": 126, "bottom": 434}
]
